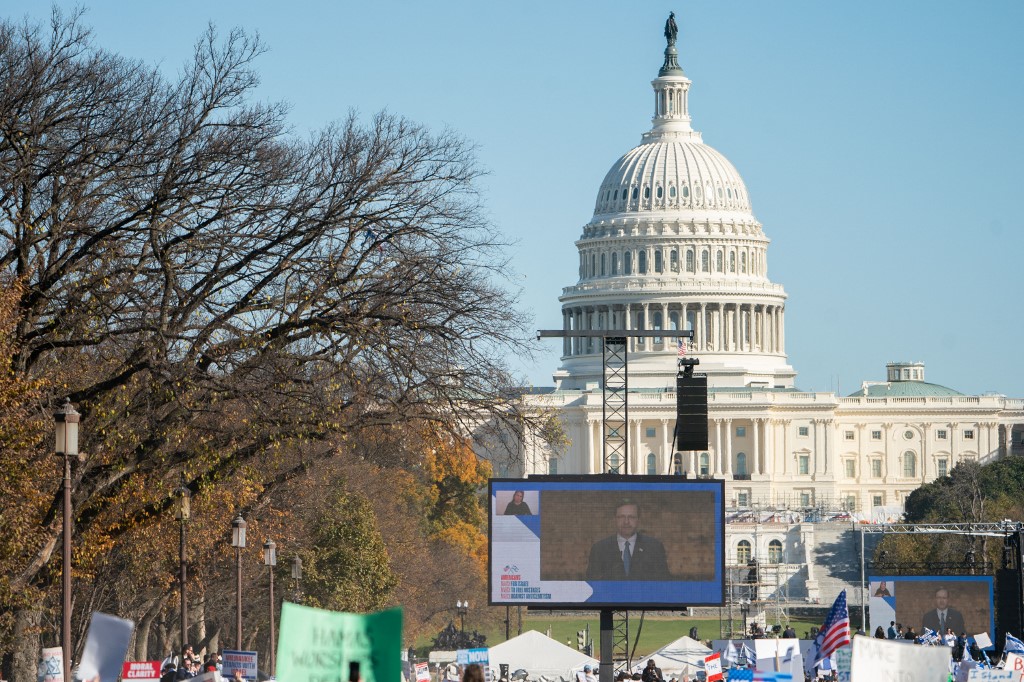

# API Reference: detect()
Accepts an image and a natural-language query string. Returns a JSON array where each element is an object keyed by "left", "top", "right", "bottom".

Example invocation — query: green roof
[{"left": 846, "top": 381, "right": 963, "bottom": 398}]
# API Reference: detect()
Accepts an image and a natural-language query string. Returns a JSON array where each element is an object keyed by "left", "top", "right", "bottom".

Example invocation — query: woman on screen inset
[{"left": 504, "top": 490, "right": 532, "bottom": 515}]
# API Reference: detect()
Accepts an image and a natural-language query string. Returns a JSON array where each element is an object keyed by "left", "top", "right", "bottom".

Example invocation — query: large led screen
[
  {"left": 489, "top": 476, "right": 725, "bottom": 608},
  {"left": 868, "top": 576, "right": 994, "bottom": 640}
]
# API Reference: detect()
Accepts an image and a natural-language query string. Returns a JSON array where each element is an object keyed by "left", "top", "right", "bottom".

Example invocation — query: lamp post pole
[
  {"left": 231, "top": 514, "right": 247, "bottom": 649},
  {"left": 456, "top": 600, "right": 468, "bottom": 635},
  {"left": 264, "top": 540, "right": 277, "bottom": 677},
  {"left": 291, "top": 556, "right": 303, "bottom": 603},
  {"left": 176, "top": 473, "right": 191, "bottom": 649},
  {"left": 55, "top": 400, "right": 80, "bottom": 682}
]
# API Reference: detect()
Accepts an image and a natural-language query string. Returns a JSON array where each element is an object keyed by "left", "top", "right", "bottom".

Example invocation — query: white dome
[{"left": 593, "top": 139, "right": 752, "bottom": 217}]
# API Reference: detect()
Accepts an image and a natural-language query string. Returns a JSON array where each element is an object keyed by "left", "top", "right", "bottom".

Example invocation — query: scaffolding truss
[{"left": 602, "top": 337, "right": 628, "bottom": 474}]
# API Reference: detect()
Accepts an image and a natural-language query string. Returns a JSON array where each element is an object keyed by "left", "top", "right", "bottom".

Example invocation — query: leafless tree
[{"left": 0, "top": 10, "right": 536, "bottom": 678}]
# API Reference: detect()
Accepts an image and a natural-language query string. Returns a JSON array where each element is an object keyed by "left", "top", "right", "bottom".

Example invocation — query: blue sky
[{"left": 6, "top": 1, "right": 1024, "bottom": 396}]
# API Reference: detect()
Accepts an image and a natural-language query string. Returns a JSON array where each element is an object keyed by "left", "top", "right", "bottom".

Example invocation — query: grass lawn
[{"left": 416, "top": 614, "right": 821, "bottom": 659}]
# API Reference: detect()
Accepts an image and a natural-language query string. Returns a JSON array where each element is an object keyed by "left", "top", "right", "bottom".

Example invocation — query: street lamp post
[
  {"left": 456, "top": 600, "right": 468, "bottom": 634},
  {"left": 291, "top": 556, "right": 303, "bottom": 603},
  {"left": 231, "top": 514, "right": 247, "bottom": 649},
  {"left": 175, "top": 473, "right": 191, "bottom": 649},
  {"left": 738, "top": 598, "right": 751, "bottom": 642},
  {"left": 54, "top": 400, "right": 80, "bottom": 682},
  {"left": 264, "top": 540, "right": 277, "bottom": 677}
]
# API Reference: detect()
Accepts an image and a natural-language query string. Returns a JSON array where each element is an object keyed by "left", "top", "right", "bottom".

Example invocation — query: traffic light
[{"left": 577, "top": 630, "right": 586, "bottom": 650}]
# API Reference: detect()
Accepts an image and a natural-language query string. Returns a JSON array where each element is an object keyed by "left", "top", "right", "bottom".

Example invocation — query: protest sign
[
  {"left": 834, "top": 645, "right": 851, "bottom": 682},
  {"left": 967, "top": 671, "right": 1013, "bottom": 682},
  {"left": 121, "top": 662, "right": 161, "bottom": 682},
  {"left": 705, "top": 653, "right": 723, "bottom": 682},
  {"left": 974, "top": 634, "right": 993, "bottom": 650},
  {"left": 222, "top": 650, "right": 258, "bottom": 680},
  {"left": 78, "top": 612, "right": 135, "bottom": 682},
  {"left": 276, "top": 601, "right": 402, "bottom": 682},
  {"left": 1003, "top": 654, "right": 1024, "bottom": 682},
  {"left": 40, "top": 647, "right": 64, "bottom": 682},
  {"left": 415, "top": 662, "right": 431, "bottom": 682},
  {"left": 851, "top": 635, "right": 950, "bottom": 682}
]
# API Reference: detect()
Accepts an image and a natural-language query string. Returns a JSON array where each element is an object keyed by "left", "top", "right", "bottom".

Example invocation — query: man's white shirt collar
[{"left": 617, "top": 534, "right": 638, "bottom": 553}]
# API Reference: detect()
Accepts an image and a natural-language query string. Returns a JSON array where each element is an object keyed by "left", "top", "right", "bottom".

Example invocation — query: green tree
[{"left": 300, "top": 491, "right": 397, "bottom": 613}]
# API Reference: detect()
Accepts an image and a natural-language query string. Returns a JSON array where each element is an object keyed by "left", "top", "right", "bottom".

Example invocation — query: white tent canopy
[
  {"left": 631, "top": 636, "right": 711, "bottom": 678},
  {"left": 488, "top": 630, "right": 600, "bottom": 682}
]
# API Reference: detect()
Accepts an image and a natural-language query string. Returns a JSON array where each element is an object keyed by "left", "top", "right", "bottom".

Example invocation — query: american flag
[
  {"left": 677, "top": 337, "right": 688, "bottom": 356},
  {"left": 814, "top": 590, "right": 852, "bottom": 662}
]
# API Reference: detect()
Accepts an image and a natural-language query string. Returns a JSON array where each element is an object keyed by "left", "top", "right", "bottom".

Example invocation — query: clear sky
[{"left": 6, "top": 1, "right": 1024, "bottom": 397}]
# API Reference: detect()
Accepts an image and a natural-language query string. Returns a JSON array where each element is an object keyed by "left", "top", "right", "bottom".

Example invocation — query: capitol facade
[{"left": 505, "top": 23, "right": 1024, "bottom": 527}]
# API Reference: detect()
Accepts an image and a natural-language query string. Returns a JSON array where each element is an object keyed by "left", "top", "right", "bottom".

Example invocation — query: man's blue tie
[{"left": 623, "top": 540, "right": 632, "bottom": 576}]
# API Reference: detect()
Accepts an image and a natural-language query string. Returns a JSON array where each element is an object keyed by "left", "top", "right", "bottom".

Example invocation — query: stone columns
[
  {"left": 764, "top": 419, "right": 773, "bottom": 476},
  {"left": 714, "top": 419, "right": 723, "bottom": 475},
  {"left": 724, "top": 419, "right": 733, "bottom": 475},
  {"left": 661, "top": 418, "right": 670, "bottom": 473},
  {"left": 752, "top": 419, "right": 761, "bottom": 475},
  {"left": 949, "top": 422, "right": 958, "bottom": 468}
]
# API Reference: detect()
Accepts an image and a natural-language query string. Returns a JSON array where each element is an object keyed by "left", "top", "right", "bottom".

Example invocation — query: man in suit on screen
[
  {"left": 921, "top": 587, "right": 966, "bottom": 636},
  {"left": 586, "top": 500, "right": 670, "bottom": 581}
]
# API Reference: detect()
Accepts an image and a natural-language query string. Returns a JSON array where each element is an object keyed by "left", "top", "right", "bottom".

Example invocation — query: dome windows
[
  {"left": 656, "top": 186, "right": 663, "bottom": 200},
  {"left": 670, "top": 249, "right": 679, "bottom": 272},
  {"left": 701, "top": 249, "right": 709, "bottom": 272},
  {"left": 716, "top": 250, "right": 724, "bottom": 273},
  {"left": 669, "top": 185, "right": 676, "bottom": 198},
  {"left": 632, "top": 187, "right": 639, "bottom": 200},
  {"left": 654, "top": 250, "right": 663, "bottom": 273},
  {"left": 611, "top": 252, "right": 619, "bottom": 274},
  {"left": 730, "top": 251, "right": 736, "bottom": 273},
  {"left": 682, "top": 185, "right": 690, "bottom": 198},
  {"left": 638, "top": 250, "right": 647, "bottom": 274},
  {"left": 643, "top": 186, "right": 651, "bottom": 200},
  {"left": 685, "top": 249, "right": 694, "bottom": 272},
  {"left": 600, "top": 253, "right": 606, "bottom": 276},
  {"left": 624, "top": 252, "right": 633, "bottom": 275}
]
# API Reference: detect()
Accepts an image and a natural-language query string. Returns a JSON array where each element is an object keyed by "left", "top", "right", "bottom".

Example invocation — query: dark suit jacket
[
  {"left": 922, "top": 607, "right": 965, "bottom": 635},
  {"left": 586, "top": 533, "right": 670, "bottom": 581}
]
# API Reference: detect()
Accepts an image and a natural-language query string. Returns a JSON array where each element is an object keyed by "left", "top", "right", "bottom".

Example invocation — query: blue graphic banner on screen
[
  {"left": 867, "top": 575, "right": 995, "bottom": 645},
  {"left": 488, "top": 475, "right": 725, "bottom": 608}
]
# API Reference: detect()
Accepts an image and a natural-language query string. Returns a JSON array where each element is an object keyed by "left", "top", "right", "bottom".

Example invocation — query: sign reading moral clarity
[
  {"left": 850, "top": 636, "right": 950, "bottom": 682},
  {"left": 276, "top": 602, "right": 403, "bottom": 682},
  {"left": 120, "top": 662, "right": 161, "bottom": 682}
]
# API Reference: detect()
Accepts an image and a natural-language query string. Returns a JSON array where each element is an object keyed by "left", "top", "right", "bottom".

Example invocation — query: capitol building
[{"left": 497, "top": 20, "right": 1024, "bottom": 594}]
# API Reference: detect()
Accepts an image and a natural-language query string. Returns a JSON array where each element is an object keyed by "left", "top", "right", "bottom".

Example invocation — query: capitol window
[
  {"left": 669, "top": 185, "right": 676, "bottom": 198},
  {"left": 798, "top": 426, "right": 809, "bottom": 437},
  {"left": 600, "top": 253, "right": 606, "bottom": 275},
  {"left": 654, "top": 250, "right": 663, "bottom": 273},
  {"left": 701, "top": 250, "right": 709, "bottom": 272},
  {"left": 964, "top": 429, "right": 975, "bottom": 439},
  {"left": 686, "top": 249, "right": 694, "bottom": 272},
  {"left": 608, "top": 454, "right": 621, "bottom": 474},
  {"left": 673, "top": 453, "right": 683, "bottom": 475},
  {"left": 644, "top": 186, "right": 651, "bottom": 199},
  {"left": 717, "top": 187, "right": 723, "bottom": 199},
  {"left": 730, "top": 251, "right": 736, "bottom": 272},
  {"left": 682, "top": 184, "right": 690, "bottom": 198},
  {"left": 844, "top": 431, "right": 854, "bottom": 440},
  {"left": 937, "top": 459, "right": 948, "bottom": 477},
  {"left": 647, "top": 453, "right": 656, "bottom": 475},
  {"left": 936, "top": 429, "right": 947, "bottom": 439},
  {"left": 638, "top": 251, "right": 647, "bottom": 274},
  {"left": 624, "top": 252, "right": 632, "bottom": 274},
  {"left": 548, "top": 458, "right": 558, "bottom": 475},
  {"left": 670, "top": 250, "right": 679, "bottom": 271},
  {"left": 736, "top": 453, "right": 747, "bottom": 475},
  {"left": 768, "top": 539, "right": 783, "bottom": 563},
  {"left": 699, "top": 453, "right": 709, "bottom": 476},
  {"left": 798, "top": 454, "right": 809, "bottom": 475},
  {"left": 741, "top": 252, "right": 747, "bottom": 273},
  {"left": 737, "top": 540, "right": 751, "bottom": 564},
  {"left": 905, "top": 450, "right": 921, "bottom": 477},
  {"left": 656, "top": 185, "right": 663, "bottom": 199},
  {"left": 716, "top": 250, "right": 723, "bottom": 272},
  {"left": 845, "top": 460, "right": 856, "bottom": 478},
  {"left": 670, "top": 311, "right": 679, "bottom": 330},
  {"left": 727, "top": 187, "right": 733, "bottom": 199},
  {"left": 871, "top": 430, "right": 882, "bottom": 440},
  {"left": 871, "top": 459, "right": 882, "bottom": 478}
]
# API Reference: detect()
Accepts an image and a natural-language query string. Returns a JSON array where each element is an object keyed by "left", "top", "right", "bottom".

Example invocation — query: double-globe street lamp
[
  {"left": 264, "top": 540, "right": 277, "bottom": 678},
  {"left": 456, "top": 600, "right": 469, "bottom": 634},
  {"left": 54, "top": 400, "right": 81, "bottom": 682},
  {"left": 231, "top": 514, "right": 247, "bottom": 649}
]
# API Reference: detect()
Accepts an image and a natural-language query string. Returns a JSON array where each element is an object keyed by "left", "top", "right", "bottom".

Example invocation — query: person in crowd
[
  {"left": 462, "top": 664, "right": 486, "bottom": 682},
  {"left": 873, "top": 626, "right": 886, "bottom": 639},
  {"left": 586, "top": 500, "right": 669, "bottom": 581},
  {"left": 783, "top": 625, "right": 797, "bottom": 639},
  {"left": 503, "top": 490, "right": 533, "bottom": 515},
  {"left": 160, "top": 663, "right": 177, "bottom": 682},
  {"left": 585, "top": 665, "right": 598, "bottom": 682},
  {"left": 641, "top": 659, "right": 664, "bottom": 682},
  {"left": 904, "top": 627, "right": 917, "bottom": 640},
  {"left": 921, "top": 587, "right": 965, "bottom": 635},
  {"left": 943, "top": 628, "right": 957, "bottom": 647},
  {"left": 887, "top": 621, "right": 898, "bottom": 639}
]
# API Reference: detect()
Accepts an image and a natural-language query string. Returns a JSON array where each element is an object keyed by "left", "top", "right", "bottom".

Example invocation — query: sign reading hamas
[{"left": 276, "top": 602, "right": 403, "bottom": 682}]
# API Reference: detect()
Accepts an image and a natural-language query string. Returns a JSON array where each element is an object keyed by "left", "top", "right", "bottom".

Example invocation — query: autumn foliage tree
[{"left": 0, "top": 10, "right": 536, "bottom": 679}]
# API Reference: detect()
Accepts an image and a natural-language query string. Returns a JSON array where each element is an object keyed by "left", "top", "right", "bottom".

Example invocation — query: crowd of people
[
  {"left": 871, "top": 620, "right": 983, "bottom": 661},
  {"left": 158, "top": 645, "right": 244, "bottom": 682}
]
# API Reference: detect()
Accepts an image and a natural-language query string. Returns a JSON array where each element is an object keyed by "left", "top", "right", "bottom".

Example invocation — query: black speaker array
[
  {"left": 675, "top": 374, "right": 709, "bottom": 451},
  {"left": 996, "top": 567, "right": 1024, "bottom": 654}
]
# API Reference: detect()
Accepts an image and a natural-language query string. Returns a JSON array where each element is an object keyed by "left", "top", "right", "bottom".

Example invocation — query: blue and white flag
[
  {"left": 742, "top": 643, "right": 757, "bottom": 668},
  {"left": 1006, "top": 633, "right": 1024, "bottom": 655},
  {"left": 722, "top": 641, "right": 737, "bottom": 668},
  {"left": 920, "top": 628, "right": 941, "bottom": 646}
]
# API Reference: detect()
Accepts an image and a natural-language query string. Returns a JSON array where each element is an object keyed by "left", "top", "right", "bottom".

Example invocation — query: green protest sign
[{"left": 277, "top": 602, "right": 402, "bottom": 682}]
